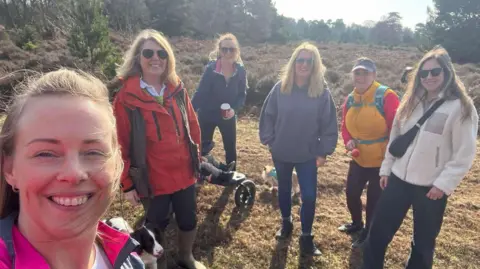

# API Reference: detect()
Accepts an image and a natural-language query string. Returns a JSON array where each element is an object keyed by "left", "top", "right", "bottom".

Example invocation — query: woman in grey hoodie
[{"left": 259, "top": 42, "right": 338, "bottom": 256}]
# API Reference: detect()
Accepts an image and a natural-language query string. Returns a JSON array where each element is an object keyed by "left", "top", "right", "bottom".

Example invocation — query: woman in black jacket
[{"left": 191, "top": 33, "right": 248, "bottom": 171}]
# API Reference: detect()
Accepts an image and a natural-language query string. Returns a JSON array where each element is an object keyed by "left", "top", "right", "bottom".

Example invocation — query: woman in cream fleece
[{"left": 362, "top": 45, "right": 478, "bottom": 269}]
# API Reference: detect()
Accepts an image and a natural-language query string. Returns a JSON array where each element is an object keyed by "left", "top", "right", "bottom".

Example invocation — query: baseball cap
[{"left": 352, "top": 58, "right": 377, "bottom": 73}]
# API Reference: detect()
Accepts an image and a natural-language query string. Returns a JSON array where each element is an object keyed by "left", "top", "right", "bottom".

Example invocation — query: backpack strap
[
  {"left": 346, "top": 94, "right": 353, "bottom": 111},
  {"left": 0, "top": 212, "right": 18, "bottom": 265},
  {"left": 374, "top": 85, "right": 389, "bottom": 118},
  {"left": 345, "top": 93, "right": 358, "bottom": 111}
]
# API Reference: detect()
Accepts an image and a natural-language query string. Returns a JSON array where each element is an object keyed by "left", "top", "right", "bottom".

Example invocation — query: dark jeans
[
  {"left": 199, "top": 116, "right": 236, "bottom": 168},
  {"left": 362, "top": 174, "right": 448, "bottom": 269},
  {"left": 346, "top": 160, "right": 382, "bottom": 229},
  {"left": 273, "top": 157, "right": 317, "bottom": 235},
  {"left": 141, "top": 184, "right": 197, "bottom": 232}
]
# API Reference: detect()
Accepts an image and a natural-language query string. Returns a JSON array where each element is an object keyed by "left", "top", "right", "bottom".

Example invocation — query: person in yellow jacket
[{"left": 338, "top": 57, "right": 400, "bottom": 247}]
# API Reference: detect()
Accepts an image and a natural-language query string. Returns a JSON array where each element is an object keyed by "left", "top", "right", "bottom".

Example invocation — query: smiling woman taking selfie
[
  {"left": 362, "top": 46, "right": 479, "bottom": 269},
  {"left": 259, "top": 42, "right": 338, "bottom": 257},
  {"left": 0, "top": 69, "right": 144, "bottom": 268}
]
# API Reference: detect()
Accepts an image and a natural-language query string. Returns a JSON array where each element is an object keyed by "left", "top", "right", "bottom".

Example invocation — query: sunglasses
[
  {"left": 295, "top": 58, "right": 314, "bottom": 65},
  {"left": 353, "top": 69, "right": 371, "bottom": 76},
  {"left": 419, "top": 67, "right": 442, "bottom": 79},
  {"left": 221, "top": 47, "right": 236, "bottom": 54},
  {"left": 142, "top": 49, "right": 168, "bottom": 59}
]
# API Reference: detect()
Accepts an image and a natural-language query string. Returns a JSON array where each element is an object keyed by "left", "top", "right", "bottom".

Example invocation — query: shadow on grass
[
  {"left": 348, "top": 232, "right": 364, "bottom": 269},
  {"left": 297, "top": 254, "right": 314, "bottom": 269},
  {"left": 269, "top": 237, "right": 292, "bottom": 269},
  {"left": 196, "top": 185, "right": 235, "bottom": 264},
  {"left": 195, "top": 184, "right": 252, "bottom": 266}
]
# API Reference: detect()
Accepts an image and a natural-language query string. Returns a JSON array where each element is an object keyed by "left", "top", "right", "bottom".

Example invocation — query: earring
[{"left": 12, "top": 186, "right": 19, "bottom": 193}]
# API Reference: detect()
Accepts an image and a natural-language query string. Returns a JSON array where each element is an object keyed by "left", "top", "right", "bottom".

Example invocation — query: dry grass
[{"left": 106, "top": 118, "right": 480, "bottom": 269}]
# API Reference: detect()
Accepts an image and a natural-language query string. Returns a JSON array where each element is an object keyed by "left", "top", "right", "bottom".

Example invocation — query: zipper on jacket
[
  {"left": 168, "top": 106, "right": 181, "bottom": 143},
  {"left": 151, "top": 112, "right": 162, "bottom": 140}
]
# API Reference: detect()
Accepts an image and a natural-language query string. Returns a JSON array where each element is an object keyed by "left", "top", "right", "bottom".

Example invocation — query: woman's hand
[
  {"left": 426, "top": 186, "right": 445, "bottom": 200},
  {"left": 316, "top": 156, "right": 326, "bottom": 167},
  {"left": 124, "top": 189, "right": 140, "bottom": 206},
  {"left": 380, "top": 176, "right": 388, "bottom": 190},
  {"left": 226, "top": 109, "right": 235, "bottom": 119}
]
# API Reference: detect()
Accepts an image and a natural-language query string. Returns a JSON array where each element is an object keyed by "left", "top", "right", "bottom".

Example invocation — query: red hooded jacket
[{"left": 113, "top": 75, "right": 201, "bottom": 196}]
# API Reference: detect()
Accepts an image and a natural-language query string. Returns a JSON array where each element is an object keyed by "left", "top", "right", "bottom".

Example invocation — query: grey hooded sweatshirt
[{"left": 259, "top": 81, "right": 338, "bottom": 163}]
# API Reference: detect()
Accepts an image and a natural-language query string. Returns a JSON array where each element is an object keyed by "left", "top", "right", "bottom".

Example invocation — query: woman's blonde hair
[
  {"left": 279, "top": 42, "right": 327, "bottom": 98},
  {"left": 116, "top": 29, "right": 179, "bottom": 87},
  {"left": 0, "top": 68, "right": 123, "bottom": 218},
  {"left": 208, "top": 33, "right": 243, "bottom": 64},
  {"left": 397, "top": 45, "right": 474, "bottom": 121}
]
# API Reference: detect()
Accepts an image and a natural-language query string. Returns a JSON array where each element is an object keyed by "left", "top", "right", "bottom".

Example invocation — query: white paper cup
[{"left": 221, "top": 103, "right": 231, "bottom": 119}]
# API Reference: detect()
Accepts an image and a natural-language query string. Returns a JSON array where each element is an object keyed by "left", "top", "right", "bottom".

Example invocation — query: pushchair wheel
[{"left": 234, "top": 180, "right": 256, "bottom": 208}]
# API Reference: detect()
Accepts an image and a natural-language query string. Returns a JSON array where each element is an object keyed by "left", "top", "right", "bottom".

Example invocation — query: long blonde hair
[
  {"left": 116, "top": 29, "right": 179, "bottom": 87},
  {"left": 279, "top": 42, "right": 327, "bottom": 98},
  {"left": 0, "top": 68, "right": 123, "bottom": 218},
  {"left": 397, "top": 45, "right": 474, "bottom": 121},
  {"left": 208, "top": 33, "right": 243, "bottom": 65}
]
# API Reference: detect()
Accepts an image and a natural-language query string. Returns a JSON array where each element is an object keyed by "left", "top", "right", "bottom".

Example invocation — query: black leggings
[
  {"left": 199, "top": 116, "right": 237, "bottom": 167},
  {"left": 346, "top": 160, "right": 382, "bottom": 228},
  {"left": 141, "top": 184, "right": 197, "bottom": 232}
]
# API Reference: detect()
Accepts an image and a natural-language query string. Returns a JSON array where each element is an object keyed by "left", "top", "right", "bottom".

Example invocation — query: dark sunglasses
[
  {"left": 142, "top": 49, "right": 168, "bottom": 59},
  {"left": 220, "top": 47, "right": 236, "bottom": 54},
  {"left": 419, "top": 67, "right": 442, "bottom": 79},
  {"left": 295, "top": 58, "right": 314, "bottom": 65}
]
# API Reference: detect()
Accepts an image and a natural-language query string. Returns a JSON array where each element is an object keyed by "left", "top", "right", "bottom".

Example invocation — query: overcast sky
[{"left": 273, "top": 0, "right": 434, "bottom": 29}]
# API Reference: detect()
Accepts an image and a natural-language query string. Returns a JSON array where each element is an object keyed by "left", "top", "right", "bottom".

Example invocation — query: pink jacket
[{"left": 0, "top": 221, "right": 144, "bottom": 269}]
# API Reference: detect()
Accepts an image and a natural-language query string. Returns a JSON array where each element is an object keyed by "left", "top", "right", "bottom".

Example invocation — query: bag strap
[
  {"left": 346, "top": 94, "right": 354, "bottom": 111},
  {"left": 0, "top": 212, "right": 18, "bottom": 265},
  {"left": 415, "top": 99, "right": 445, "bottom": 127}
]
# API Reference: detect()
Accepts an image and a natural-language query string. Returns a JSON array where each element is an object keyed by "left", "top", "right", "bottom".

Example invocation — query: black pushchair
[{"left": 198, "top": 141, "right": 256, "bottom": 208}]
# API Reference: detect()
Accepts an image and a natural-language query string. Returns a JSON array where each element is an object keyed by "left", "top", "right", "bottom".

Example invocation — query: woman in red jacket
[{"left": 113, "top": 29, "right": 205, "bottom": 269}]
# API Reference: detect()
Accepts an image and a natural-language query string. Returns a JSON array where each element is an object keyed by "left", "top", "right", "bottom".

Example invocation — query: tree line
[{"left": 0, "top": 0, "right": 479, "bottom": 64}]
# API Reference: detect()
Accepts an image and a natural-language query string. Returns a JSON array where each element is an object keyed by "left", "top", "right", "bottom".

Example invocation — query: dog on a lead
[
  {"left": 262, "top": 165, "right": 300, "bottom": 197},
  {"left": 104, "top": 217, "right": 163, "bottom": 269}
]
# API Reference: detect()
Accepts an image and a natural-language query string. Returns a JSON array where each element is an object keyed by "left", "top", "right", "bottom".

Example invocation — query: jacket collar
[
  {"left": 11, "top": 221, "right": 139, "bottom": 269},
  {"left": 120, "top": 75, "right": 184, "bottom": 113},
  {"left": 211, "top": 60, "right": 241, "bottom": 77}
]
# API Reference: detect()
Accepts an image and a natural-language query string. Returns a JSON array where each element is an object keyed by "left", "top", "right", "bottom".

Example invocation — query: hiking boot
[
  {"left": 177, "top": 229, "right": 206, "bottom": 269},
  {"left": 338, "top": 222, "right": 363, "bottom": 234},
  {"left": 156, "top": 230, "right": 168, "bottom": 269},
  {"left": 352, "top": 227, "right": 368, "bottom": 248},
  {"left": 299, "top": 235, "right": 322, "bottom": 256},
  {"left": 275, "top": 219, "right": 293, "bottom": 239}
]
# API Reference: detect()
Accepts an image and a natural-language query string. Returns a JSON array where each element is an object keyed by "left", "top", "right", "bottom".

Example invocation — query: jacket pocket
[
  {"left": 308, "top": 137, "right": 322, "bottom": 156},
  {"left": 435, "top": 147, "right": 440, "bottom": 168},
  {"left": 425, "top": 112, "right": 448, "bottom": 135}
]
